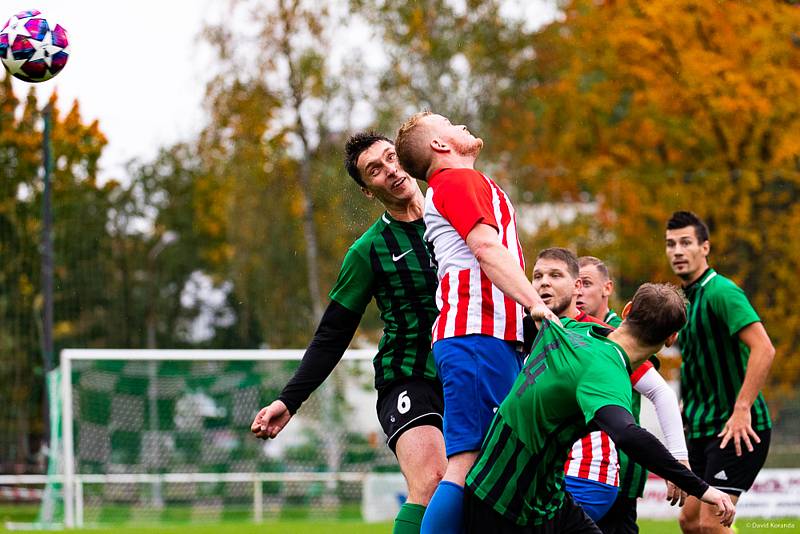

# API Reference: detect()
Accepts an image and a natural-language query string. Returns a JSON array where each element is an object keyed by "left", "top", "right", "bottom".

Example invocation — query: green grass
[{"left": 2, "top": 505, "right": 796, "bottom": 533}]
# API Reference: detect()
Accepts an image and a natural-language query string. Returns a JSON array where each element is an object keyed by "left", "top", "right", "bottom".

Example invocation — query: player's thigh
[
  {"left": 395, "top": 424, "right": 446, "bottom": 502},
  {"left": 678, "top": 496, "right": 702, "bottom": 532},
  {"left": 697, "top": 493, "right": 739, "bottom": 532}
]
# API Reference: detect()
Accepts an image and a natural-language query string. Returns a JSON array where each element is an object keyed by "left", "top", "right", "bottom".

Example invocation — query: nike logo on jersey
[
  {"left": 392, "top": 250, "right": 413, "bottom": 262},
  {"left": 714, "top": 470, "right": 728, "bottom": 481}
]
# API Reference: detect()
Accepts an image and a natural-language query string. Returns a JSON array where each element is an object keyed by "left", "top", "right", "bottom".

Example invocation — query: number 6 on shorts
[{"left": 397, "top": 390, "right": 411, "bottom": 414}]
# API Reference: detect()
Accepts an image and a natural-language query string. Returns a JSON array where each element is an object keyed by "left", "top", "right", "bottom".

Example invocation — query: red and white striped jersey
[
  {"left": 564, "top": 430, "right": 619, "bottom": 486},
  {"left": 423, "top": 168, "right": 525, "bottom": 343},
  {"left": 564, "top": 359, "right": 654, "bottom": 486}
]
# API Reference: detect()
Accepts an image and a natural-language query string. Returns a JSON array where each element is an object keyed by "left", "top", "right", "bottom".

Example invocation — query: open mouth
[
  {"left": 390, "top": 177, "right": 407, "bottom": 190},
  {"left": 539, "top": 292, "right": 553, "bottom": 303}
]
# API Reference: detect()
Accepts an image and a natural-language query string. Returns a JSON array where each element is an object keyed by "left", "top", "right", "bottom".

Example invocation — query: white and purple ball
[{"left": 0, "top": 9, "right": 69, "bottom": 83}]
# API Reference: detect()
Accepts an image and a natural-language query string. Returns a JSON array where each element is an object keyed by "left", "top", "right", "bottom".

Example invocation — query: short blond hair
[{"left": 396, "top": 111, "right": 433, "bottom": 180}]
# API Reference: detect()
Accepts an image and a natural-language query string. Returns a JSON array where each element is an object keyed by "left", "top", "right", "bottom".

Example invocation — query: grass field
[{"left": 1, "top": 505, "right": 797, "bottom": 533}]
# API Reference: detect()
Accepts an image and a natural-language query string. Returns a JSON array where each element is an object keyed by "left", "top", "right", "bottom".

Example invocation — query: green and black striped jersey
[
  {"left": 466, "top": 319, "right": 633, "bottom": 526},
  {"left": 680, "top": 268, "right": 771, "bottom": 439},
  {"left": 604, "top": 309, "right": 621, "bottom": 328},
  {"left": 329, "top": 213, "right": 438, "bottom": 389}
]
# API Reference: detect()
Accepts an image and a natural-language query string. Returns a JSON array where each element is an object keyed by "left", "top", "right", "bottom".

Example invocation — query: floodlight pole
[
  {"left": 41, "top": 103, "right": 55, "bottom": 482},
  {"left": 42, "top": 102, "right": 54, "bottom": 374}
]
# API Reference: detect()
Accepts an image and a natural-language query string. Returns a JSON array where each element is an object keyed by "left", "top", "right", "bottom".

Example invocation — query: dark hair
[
  {"left": 666, "top": 211, "right": 710, "bottom": 243},
  {"left": 578, "top": 256, "right": 610, "bottom": 281},
  {"left": 624, "top": 283, "right": 687, "bottom": 346},
  {"left": 536, "top": 247, "right": 579, "bottom": 278},
  {"left": 344, "top": 131, "right": 393, "bottom": 188}
]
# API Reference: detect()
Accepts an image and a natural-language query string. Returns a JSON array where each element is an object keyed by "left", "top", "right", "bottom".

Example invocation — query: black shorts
[
  {"left": 376, "top": 377, "right": 443, "bottom": 453},
  {"left": 596, "top": 496, "right": 638, "bottom": 534},
  {"left": 688, "top": 428, "right": 771, "bottom": 497},
  {"left": 464, "top": 487, "right": 601, "bottom": 534}
]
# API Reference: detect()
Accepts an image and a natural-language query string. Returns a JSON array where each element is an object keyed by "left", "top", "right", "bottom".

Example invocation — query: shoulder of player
[
  {"left": 429, "top": 168, "right": 487, "bottom": 189},
  {"left": 703, "top": 270, "right": 750, "bottom": 302},
  {"left": 343, "top": 216, "right": 387, "bottom": 257}
]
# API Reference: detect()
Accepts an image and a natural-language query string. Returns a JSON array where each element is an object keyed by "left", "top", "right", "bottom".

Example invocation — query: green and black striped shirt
[
  {"left": 329, "top": 213, "right": 439, "bottom": 389},
  {"left": 467, "top": 319, "right": 633, "bottom": 525},
  {"left": 680, "top": 268, "right": 771, "bottom": 439}
]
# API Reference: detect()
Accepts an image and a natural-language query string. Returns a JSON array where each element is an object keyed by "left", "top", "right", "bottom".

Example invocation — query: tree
[
  {"left": 0, "top": 76, "right": 109, "bottom": 469},
  {"left": 199, "top": 0, "right": 377, "bottom": 346},
  {"left": 504, "top": 0, "right": 800, "bottom": 398}
]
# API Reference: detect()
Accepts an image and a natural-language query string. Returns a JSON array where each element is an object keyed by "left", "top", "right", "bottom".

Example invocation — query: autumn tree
[
  {"left": 0, "top": 75, "right": 110, "bottom": 469},
  {"left": 502, "top": 0, "right": 800, "bottom": 398}
]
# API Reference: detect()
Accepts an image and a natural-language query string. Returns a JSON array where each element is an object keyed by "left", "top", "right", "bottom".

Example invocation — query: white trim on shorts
[
  {"left": 386, "top": 411, "right": 443, "bottom": 446},
  {"left": 713, "top": 485, "right": 746, "bottom": 494}
]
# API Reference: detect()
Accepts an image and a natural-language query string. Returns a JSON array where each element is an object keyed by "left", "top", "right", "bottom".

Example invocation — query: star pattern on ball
[
  {"left": 2, "top": 14, "right": 32, "bottom": 47},
  {"left": 28, "top": 27, "right": 64, "bottom": 67}
]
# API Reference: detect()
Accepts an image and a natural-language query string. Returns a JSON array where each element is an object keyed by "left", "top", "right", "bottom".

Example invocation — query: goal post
[{"left": 48, "top": 348, "right": 390, "bottom": 528}]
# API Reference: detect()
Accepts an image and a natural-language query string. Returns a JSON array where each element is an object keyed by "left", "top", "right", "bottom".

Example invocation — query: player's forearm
[
  {"left": 277, "top": 301, "right": 361, "bottom": 414},
  {"left": 472, "top": 241, "right": 542, "bottom": 309},
  {"left": 734, "top": 323, "right": 776, "bottom": 410},
  {"left": 735, "top": 344, "right": 775, "bottom": 410},
  {"left": 594, "top": 405, "right": 708, "bottom": 498}
]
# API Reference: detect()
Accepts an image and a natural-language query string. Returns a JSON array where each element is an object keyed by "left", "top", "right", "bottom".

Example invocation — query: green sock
[{"left": 393, "top": 502, "right": 426, "bottom": 534}]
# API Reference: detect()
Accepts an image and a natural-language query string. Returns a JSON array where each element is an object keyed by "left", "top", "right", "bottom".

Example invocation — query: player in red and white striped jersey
[
  {"left": 396, "top": 112, "right": 557, "bottom": 534},
  {"left": 424, "top": 167, "right": 526, "bottom": 342},
  {"left": 531, "top": 248, "right": 688, "bottom": 525}
]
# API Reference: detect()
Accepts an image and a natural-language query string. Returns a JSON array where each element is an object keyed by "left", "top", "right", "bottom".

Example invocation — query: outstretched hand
[
  {"left": 251, "top": 400, "right": 292, "bottom": 440},
  {"left": 700, "top": 486, "right": 736, "bottom": 527}
]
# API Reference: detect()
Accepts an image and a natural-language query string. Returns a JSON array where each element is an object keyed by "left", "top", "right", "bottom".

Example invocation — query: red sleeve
[
  {"left": 430, "top": 169, "right": 498, "bottom": 240},
  {"left": 575, "top": 311, "right": 613, "bottom": 328},
  {"left": 630, "top": 359, "right": 654, "bottom": 385}
]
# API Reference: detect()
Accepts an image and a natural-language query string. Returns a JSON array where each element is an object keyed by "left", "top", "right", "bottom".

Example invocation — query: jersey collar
[
  {"left": 684, "top": 267, "right": 716, "bottom": 294},
  {"left": 588, "top": 329, "right": 633, "bottom": 374},
  {"left": 382, "top": 212, "right": 424, "bottom": 225}
]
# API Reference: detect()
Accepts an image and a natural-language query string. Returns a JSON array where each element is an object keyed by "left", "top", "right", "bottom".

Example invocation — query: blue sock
[{"left": 420, "top": 481, "right": 465, "bottom": 534}]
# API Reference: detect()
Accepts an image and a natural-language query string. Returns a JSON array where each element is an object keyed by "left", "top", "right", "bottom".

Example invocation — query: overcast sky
[
  {"left": 5, "top": 0, "right": 215, "bottom": 183},
  {"left": 4, "top": 1, "right": 559, "bottom": 185}
]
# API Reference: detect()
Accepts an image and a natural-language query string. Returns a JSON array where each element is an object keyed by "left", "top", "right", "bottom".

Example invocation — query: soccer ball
[{"left": 0, "top": 10, "right": 69, "bottom": 83}]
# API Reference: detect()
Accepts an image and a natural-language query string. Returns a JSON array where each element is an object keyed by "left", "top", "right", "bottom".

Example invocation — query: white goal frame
[{"left": 59, "top": 348, "right": 375, "bottom": 528}]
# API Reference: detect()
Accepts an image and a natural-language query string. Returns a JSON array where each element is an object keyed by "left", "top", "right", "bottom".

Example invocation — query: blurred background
[{"left": 1, "top": 0, "right": 799, "bottom": 529}]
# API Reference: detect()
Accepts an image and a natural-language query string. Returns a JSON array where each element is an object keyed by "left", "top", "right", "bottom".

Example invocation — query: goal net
[{"left": 40, "top": 349, "right": 396, "bottom": 528}]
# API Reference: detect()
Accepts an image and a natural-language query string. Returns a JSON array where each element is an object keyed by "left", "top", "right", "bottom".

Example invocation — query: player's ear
[
  {"left": 620, "top": 301, "right": 632, "bottom": 319},
  {"left": 430, "top": 138, "right": 449, "bottom": 153},
  {"left": 603, "top": 279, "right": 614, "bottom": 298},
  {"left": 360, "top": 186, "right": 374, "bottom": 200},
  {"left": 701, "top": 240, "right": 710, "bottom": 257},
  {"left": 664, "top": 331, "right": 679, "bottom": 348}
]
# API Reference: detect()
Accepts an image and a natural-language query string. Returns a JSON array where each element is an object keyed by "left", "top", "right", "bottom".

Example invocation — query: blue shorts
[
  {"left": 564, "top": 475, "right": 619, "bottom": 522},
  {"left": 432, "top": 335, "right": 523, "bottom": 457}
]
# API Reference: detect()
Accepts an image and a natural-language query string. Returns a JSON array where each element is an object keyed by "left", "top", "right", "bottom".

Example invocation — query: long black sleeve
[
  {"left": 277, "top": 300, "right": 361, "bottom": 415},
  {"left": 593, "top": 405, "right": 709, "bottom": 498}
]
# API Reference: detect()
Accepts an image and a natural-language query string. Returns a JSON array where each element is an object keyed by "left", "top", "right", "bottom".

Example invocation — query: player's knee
[
  {"left": 408, "top": 464, "right": 445, "bottom": 504},
  {"left": 679, "top": 513, "right": 701, "bottom": 534}
]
